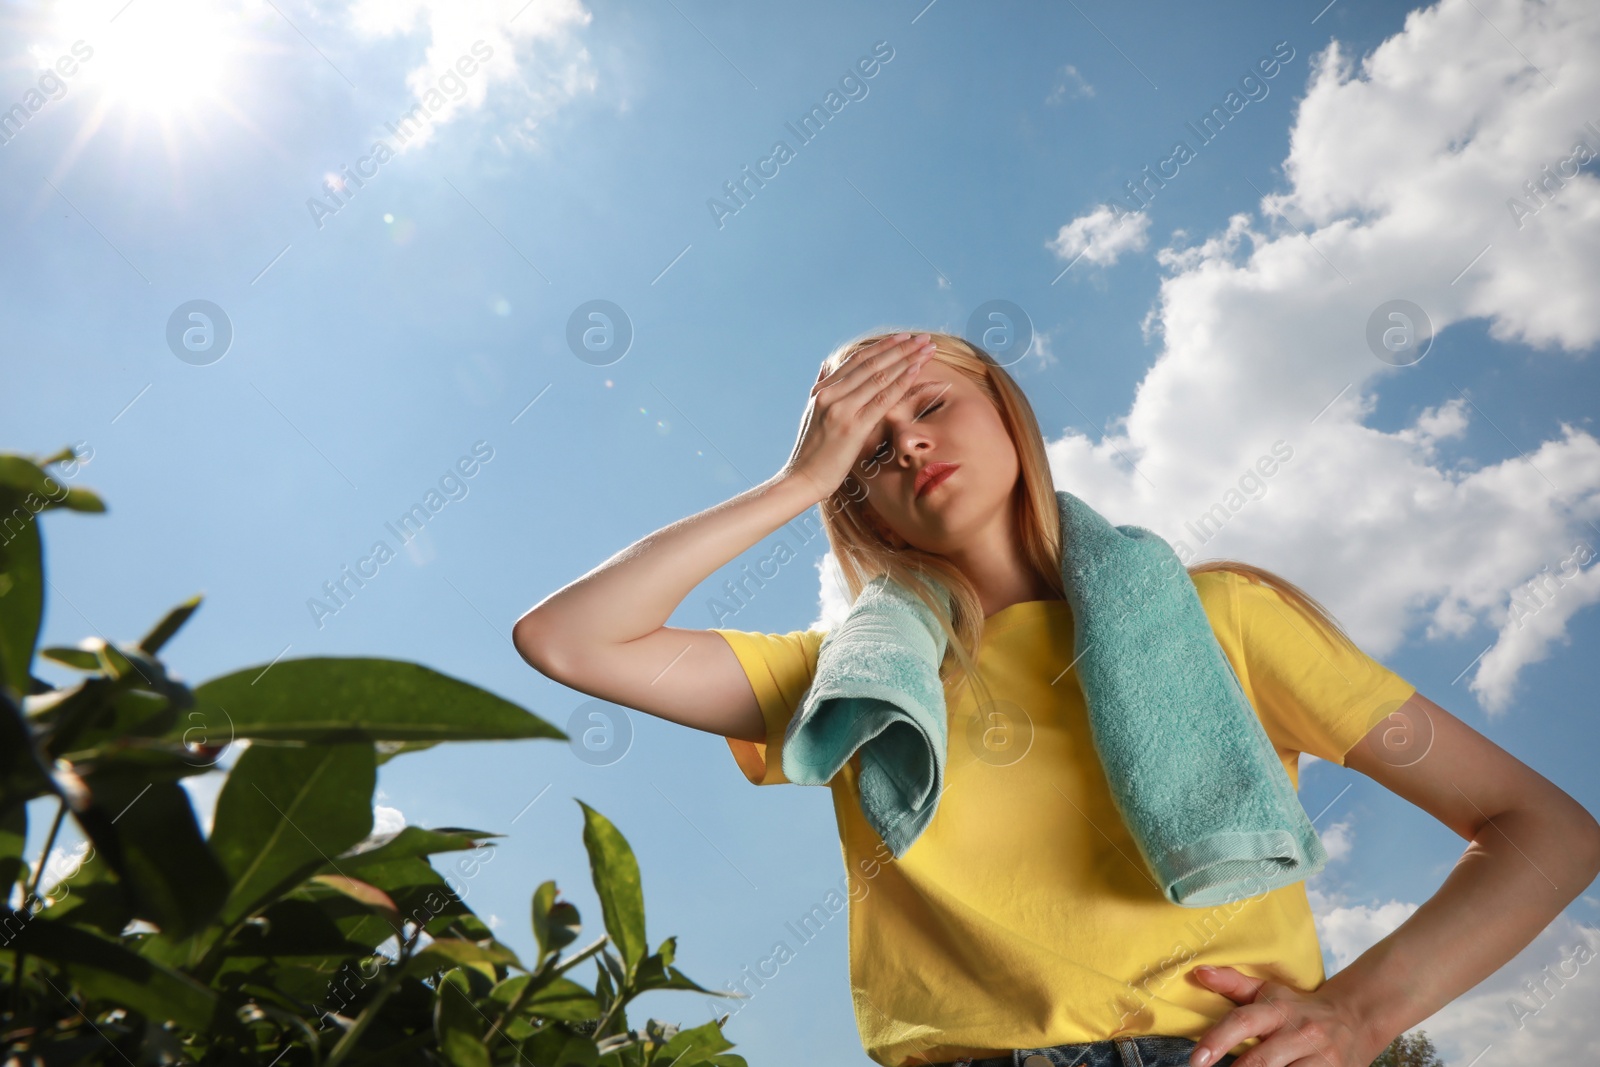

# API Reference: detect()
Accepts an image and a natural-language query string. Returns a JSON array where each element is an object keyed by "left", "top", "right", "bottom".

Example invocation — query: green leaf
[
  {"left": 7, "top": 912, "right": 232, "bottom": 1033},
  {"left": 41, "top": 644, "right": 101, "bottom": 671},
  {"left": 434, "top": 967, "right": 490, "bottom": 1067},
  {"left": 216, "top": 895, "right": 378, "bottom": 963},
  {"left": 576, "top": 800, "right": 646, "bottom": 982},
  {"left": 653, "top": 1018, "right": 740, "bottom": 1067},
  {"left": 0, "top": 802, "right": 24, "bottom": 896},
  {"left": 0, "top": 485, "right": 44, "bottom": 702},
  {"left": 523, "top": 1027, "right": 599, "bottom": 1067},
  {"left": 1, "top": 687, "right": 59, "bottom": 813},
  {"left": 405, "top": 936, "right": 519, "bottom": 982},
  {"left": 376, "top": 739, "right": 442, "bottom": 764},
  {"left": 187, "top": 657, "right": 567, "bottom": 743},
  {"left": 209, "top": 741, "right": 377, "bottom": 926},
  {"left": 138, "top": 593, "right": 203, "bottom": 655},
  {"left": 530, "top": 879, "right": 581, "bottom": 962},
  {"left": 633, "top": 937, "right": 723, "bottom": 997},
  {"left": 71, "top": 775, "right": 229, "bottom": 939},
  {"left": 0, "top": 453, "right": 106, "bottom": 514},
  {"left": 320, "top": 854, "right": 469, "bottom": 945},
  {"left": 520, "top": 975, "right": 602, "bottom": 1022},
  {"left": 308, "top": 873, "right": 402, "bottom": 933},
  {"left": 332, "top": 825, "right": 496, "bottom": 872}
]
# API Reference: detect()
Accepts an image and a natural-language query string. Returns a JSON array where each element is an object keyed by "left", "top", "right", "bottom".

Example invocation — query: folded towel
[{"left": 780, "top": 489, "right": 1328, "bottom": 907}]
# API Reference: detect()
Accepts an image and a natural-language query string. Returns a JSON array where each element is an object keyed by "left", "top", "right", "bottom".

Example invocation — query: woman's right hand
[{"left": 779, "top": 331, "right": 938, "bottom": 504}]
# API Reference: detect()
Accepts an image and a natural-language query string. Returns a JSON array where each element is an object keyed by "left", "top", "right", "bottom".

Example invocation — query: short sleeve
[
  {"left": 1207, "top": 571, "right": 1417, "bottom": 767},
  {"left": 710, "top": 628, "right": 824, "bottom": 786}
]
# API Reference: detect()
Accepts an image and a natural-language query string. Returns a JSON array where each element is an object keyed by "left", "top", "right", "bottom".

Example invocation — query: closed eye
[{"left": 868, "top": 396, "right": 946, "bottom": 462}]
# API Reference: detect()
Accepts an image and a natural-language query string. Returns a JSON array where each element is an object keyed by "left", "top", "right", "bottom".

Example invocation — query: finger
[
  {"left": 1189, "top": 1003, "right": 1280, "bottom": 1067},
  {"left": 829, "top": 334, "right": 935, "bottom": 408},
  {"left": 1193, "top": 965, "right": 1268, "bottom": 1004},
  {"left": 814, "top": 334, "right": 914, "bottom": 398}
]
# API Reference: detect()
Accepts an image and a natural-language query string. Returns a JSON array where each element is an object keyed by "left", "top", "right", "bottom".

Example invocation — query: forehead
[{"left": 856, "top": 373, "right": 960, "bottom": 453}]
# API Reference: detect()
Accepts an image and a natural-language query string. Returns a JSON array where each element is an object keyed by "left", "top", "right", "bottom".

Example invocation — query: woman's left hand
[{"left": 1187, "top": 965, "right": 1385, "bottom": 1067}]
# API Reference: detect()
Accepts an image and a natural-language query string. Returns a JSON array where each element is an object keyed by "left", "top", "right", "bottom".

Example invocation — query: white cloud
[
  {"left": 1319, "top": 817, "right": 1355, "bottom": 862},
  {"left": 373, "top": 803, "right": 407, "bottom": 835},
  {"left": 1047, "top": 203, "right": 1152, "bottom": 269},
  {"left": 1046, "top": 64, "right": 1095, "bottom": 104},
  {"left": 1383, "top": 910, "right": 1600, "bottom": 1063},
  {"left": 1308, "top": 886, "right": 1420, "bottom": 971},
  {"left": 1033, "top": 0, "right": 1600, "bottom": 717},
  {"left": 343, "top": 0, "right": 597, "bottom": 151},
  {"left": 32, "top": 839, "right": 93, "bottom": 901},
  {"left": 347, "top": 804, "right": 409, "bottom": 855},
  {"left": 1309, "top": 886, "right": 1600, "bottom": 1062}
]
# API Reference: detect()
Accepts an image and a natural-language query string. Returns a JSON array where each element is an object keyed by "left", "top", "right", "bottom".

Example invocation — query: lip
[{"left": 915, "top": 462, "right": 959, "bottom": 498}]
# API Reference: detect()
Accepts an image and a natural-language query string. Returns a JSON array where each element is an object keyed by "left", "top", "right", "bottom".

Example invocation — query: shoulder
[{"left": 1188, "top": 566, "right": 1248, "bottom": 631}]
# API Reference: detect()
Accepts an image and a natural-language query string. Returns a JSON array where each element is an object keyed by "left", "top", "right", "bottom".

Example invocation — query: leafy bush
[{"left": 0, "top": 446, "right": 744, "bottom": 1065}]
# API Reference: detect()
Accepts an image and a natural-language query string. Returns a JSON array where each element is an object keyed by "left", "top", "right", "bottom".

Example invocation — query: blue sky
[{"left": 6, "top": 0, "right": 1600, "bottom": 1062}]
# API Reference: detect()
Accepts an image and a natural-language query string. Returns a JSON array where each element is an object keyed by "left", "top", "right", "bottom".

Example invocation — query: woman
[{"left": 512, "top": 330, "right": 1600, "bottom": 1067}]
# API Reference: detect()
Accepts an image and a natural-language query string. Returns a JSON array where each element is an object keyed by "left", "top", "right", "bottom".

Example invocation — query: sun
[{"left": 91, "top": 0, "right": 239, "bottom": 118}]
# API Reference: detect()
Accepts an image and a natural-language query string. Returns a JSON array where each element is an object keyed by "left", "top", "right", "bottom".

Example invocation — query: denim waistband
[{"left": 931, "top": 1033, "right": 1236, "bottom": 1067}]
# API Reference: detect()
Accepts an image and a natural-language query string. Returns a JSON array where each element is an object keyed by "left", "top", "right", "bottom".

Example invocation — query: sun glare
[{"left": 91, "top": 0, "right": 236, "bottom": 117}]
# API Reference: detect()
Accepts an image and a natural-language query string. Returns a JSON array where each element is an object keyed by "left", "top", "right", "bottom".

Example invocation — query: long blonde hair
[{"left": 814, "top": 328, "right": 1365, "bottom": 714}]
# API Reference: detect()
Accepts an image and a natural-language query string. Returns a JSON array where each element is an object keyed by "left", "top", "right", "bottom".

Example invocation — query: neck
[{"left": 943, "top": 507, "right": 1059, "bottom": 618}]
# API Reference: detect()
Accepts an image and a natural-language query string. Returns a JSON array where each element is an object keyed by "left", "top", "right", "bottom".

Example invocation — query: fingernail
[{"left": 1193, "top": 1049, "right": 1212, "bottom": 1067}]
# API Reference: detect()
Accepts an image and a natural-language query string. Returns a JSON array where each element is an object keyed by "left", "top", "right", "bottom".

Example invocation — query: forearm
[
  {"left": 1319, "top": 804, "right": 1600, "bottom": 1048},
  {"left": 514, "top": 472, "right": 824, "bottom": 649}
]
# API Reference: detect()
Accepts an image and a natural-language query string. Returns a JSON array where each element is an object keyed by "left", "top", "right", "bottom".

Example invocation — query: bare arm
[
  {"left": 511, "top": 331, "right": 937, "bottom": 742},
  {"left": 512, "top": 474, "right": 824, "bottom": 742},
  {"left": 1322, "top": 690, "right": 1600, "bottom": 1051},
  {"left": 1188, "top": 689, "right": 1600, "bottom": 1067}
]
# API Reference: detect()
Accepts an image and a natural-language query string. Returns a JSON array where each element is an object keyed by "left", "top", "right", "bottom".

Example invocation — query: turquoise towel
[{"left": 780, "top": 489, "right": 1329, "bottom": 907}]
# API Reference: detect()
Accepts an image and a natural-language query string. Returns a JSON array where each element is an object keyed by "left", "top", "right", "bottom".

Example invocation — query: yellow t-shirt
[{"left": 713, "top": 568, "right": 1417, "bottom": 1067}]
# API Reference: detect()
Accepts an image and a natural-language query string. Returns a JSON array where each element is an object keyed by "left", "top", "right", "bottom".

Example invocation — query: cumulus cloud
[
  {"left": 343, "top": 0, "right": 597, "bottom": 151},
  {"left": 1035, "top": 0, "right": 1600, "bottom": 717},
  {"left": 1311, "top": 886, "right": 1600, "bottom": 1064},
  {"left": 1308, "top": 885, "right": 1420, "bottom": 971},
  {"left": 1047, "top": 203, "right": 1153, "bottom": 269},
  {"left": 1318, "top": 817, "right": 1355, "bottom": 862},
  {"left": 815, "top": 0, "right": 1599, "bottom": 718}
]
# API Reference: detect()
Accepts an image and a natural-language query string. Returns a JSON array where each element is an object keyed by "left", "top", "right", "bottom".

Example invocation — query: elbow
[
  {"left": 1578, "top": 807, "right": 1600, "bottom": 875},
  {"left": 511, "top": 612, "right": 569, "bottom": 680}
]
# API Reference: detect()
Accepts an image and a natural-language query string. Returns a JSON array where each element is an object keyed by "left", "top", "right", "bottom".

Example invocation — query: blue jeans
[{"left": 935, "top": 1034, "right": 1238, "bottom": 1067}]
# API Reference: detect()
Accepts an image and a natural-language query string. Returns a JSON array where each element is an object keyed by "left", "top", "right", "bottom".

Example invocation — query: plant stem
[
  {"left": 26, "top": 800, "right": 67, "bottom": 904},
  {"left": 321, "top": 967, "right": 402, "bottom": 1067},
  {"left": 11, "top": 799, "right": 68, "bottom": 1016}
]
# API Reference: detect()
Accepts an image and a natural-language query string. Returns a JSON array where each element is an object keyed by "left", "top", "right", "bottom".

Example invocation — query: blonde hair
[{"left": 813, "top": 327, "right": 1365, "bottom": 716}]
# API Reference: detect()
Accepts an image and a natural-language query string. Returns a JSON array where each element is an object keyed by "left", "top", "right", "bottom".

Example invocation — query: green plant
[
  {"left": 0, "top": 446, "right": 746, "bottom": 1065},
  {"left": 1368, "top": 1029, "right": 1444, "bottom": 1067}
]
